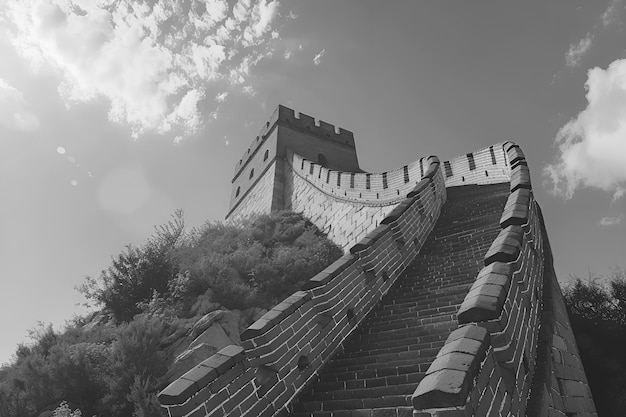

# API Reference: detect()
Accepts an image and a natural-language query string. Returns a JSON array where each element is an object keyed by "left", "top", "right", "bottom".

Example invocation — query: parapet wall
[
  {"left": 411, "top": 143, "right": 596, "bottom": 417},
  {"left": 442, "top": 144, "right": 510, "bottom": 188},
  {"left": 285, "top": 151, "right": 441, "bottom": 250},
  {"left": 284, "top": 143, "right": 511, "bottom": 251},
  {"left": 158, "top": 158, "right": 447, "bottom": 417}
]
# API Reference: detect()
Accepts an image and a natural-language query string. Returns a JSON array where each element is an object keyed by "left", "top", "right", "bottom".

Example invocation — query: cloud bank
[
  {"left": 545, "top": 59, "right": 626, "bottom": 201},
  {"left": 3, "top": 0, "right": 281, "bottom": 138},
  {"left": 0, "top": 78, "right": 40, "bottom": 131}
]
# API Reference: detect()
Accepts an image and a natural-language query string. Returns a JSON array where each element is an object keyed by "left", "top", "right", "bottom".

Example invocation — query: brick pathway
[{"left": 289, "top": 183, "right": 510, "bottom": 417}]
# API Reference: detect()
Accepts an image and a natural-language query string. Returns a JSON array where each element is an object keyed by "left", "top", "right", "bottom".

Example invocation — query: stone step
[
  {"left": 317, "top": 362, "right": 425, "bottom": 383},
  {"left": 291, "top": 405, "right": 414, "bottom": 417},
  {"left": 341, "top": 330, "right": 448, "bottom": 354},
  {"left": 338, "top": 339, "right": 446, "bottom": 360},
  {"left": 328, "top": 348, "right": 439, "bottom": 372}
]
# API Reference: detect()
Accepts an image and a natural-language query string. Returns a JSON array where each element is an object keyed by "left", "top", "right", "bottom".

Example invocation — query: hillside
[{"left": 0, "top": 211, "right": 342, "bottom": 417}]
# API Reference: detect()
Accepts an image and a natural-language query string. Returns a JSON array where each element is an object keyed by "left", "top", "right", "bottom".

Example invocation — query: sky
[{"left": 0, "top": 0, "right": 625, "bottom": 365}]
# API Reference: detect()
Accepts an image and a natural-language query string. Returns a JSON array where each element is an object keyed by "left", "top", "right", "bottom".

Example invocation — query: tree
[
  {"left": 78, "top": 210, "right": 186, "bottom": 322},
  {"left": 563, "top": 267, "right": 626, "bottom": 417}
]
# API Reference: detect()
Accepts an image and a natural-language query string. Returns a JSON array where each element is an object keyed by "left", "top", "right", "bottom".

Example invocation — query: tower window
[
  {"left": 467, "top": 153, "right": 476, "bottom": 171},
  {"left": 250, "top": 168, "right": 255, "bottom": 179},
  {"left": 263, "top": 149, "right": 269, "bottom": 161},
  {"left": 318, "top": 153, "right": 328, "bottom": 167},
  {"left": 236, "top": 186, "right": 240, "bottom": 197}
]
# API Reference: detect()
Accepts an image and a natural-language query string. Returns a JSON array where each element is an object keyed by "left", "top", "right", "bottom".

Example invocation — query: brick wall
[
  {"left": 158, "top": 158, "right": 447, "bottom": 417},
  {"left": 526, "top": 209, "right": 597, "bottom": 417},
  {"left": 411, "top": 143, "right": 596, "bottom": 417},
  {"left": 284, "top": 151, "right": 442, "bottom": 251},
  {"left": 443, "top": 144, "right": 510, "bottom": 188},
  {"left": 227, "top": 160, "right": 281, "bottom": 220}
]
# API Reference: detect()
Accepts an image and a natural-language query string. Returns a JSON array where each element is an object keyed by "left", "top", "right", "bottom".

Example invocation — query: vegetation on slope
[
  {"left": 0, "top": 211, "right": 342, "bottom": 417},
  {"left": 563, "top": 267, "right": 626, "bottom": 417}
]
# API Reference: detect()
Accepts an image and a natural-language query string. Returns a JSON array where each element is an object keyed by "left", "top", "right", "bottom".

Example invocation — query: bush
[{"left": 176, "top": 211, "right": 343, "bottom": 310}]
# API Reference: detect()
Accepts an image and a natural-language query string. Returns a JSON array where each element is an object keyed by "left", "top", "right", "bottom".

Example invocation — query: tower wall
[{"left": 227, "top": 106, "right": 361, "bottom": 221}]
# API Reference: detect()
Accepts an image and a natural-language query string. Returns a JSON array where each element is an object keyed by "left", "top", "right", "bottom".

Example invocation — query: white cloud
[
  {"left": 545, "top": 59, "right": 626, "bottom": 201},
  {"left": 3, "top": 0, "right": 282, "bottom": 139},
  {"left": 242, "top": 85, "right": 256, "bottom": 96},
  {"left": 251, "top": 0, "right": 279, "bottom": 38},
  {"left": 565, "top": 34, "right": 593, "bottom": 68},
  {"left": 313, "top": 48, "right": 325, "bottom": 66},
  {"left": 284, "top": 50, "right": 291, "bottom": 60},
  {"left": 600, "top": 215, "right": 623, "bottom": 226},
  {"left": 0, "top": 78, "right": 40, "bottom": 131},
  {"left": 602, "top": 0, "right": 624, "bottom": 27}
]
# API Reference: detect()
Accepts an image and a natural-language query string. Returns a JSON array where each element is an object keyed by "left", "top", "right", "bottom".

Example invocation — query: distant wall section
[{"left": 285, "top": 151, "right": 440, "bottom": 251}]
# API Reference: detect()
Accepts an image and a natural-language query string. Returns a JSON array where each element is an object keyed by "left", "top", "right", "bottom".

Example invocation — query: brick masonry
[
  {"left": 159, "top": 105, "right": 594, "bottom": 417},
  {"left": 411, "top": 142, "right": 596, "bottom": 417}
]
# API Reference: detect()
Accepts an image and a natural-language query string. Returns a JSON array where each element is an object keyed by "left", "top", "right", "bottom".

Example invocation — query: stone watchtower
[{"left": 226, "top": 105, "right": 361, "bottom": 220}]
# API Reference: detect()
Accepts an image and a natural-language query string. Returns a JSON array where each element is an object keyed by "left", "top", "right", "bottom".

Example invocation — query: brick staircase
[{"left": 289, "top": 183, "right": 510, "bottom": 417}]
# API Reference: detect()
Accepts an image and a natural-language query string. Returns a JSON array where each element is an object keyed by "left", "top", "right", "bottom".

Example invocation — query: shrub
[{"left": 176, "top": 211, "right": 343, "bottom": 310}]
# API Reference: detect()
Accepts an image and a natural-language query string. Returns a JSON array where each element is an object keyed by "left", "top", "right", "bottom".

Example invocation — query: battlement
[
  {"left": 288, "top": 151, "right": 434, "bottom": 206},
  {"left": 233, "top": 105, "right": 355, "bottom": 178}
]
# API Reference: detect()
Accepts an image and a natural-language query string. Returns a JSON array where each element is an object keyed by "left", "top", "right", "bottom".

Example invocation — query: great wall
[{"left": 158, "top": 105, "right": 596, "bottom": 417}]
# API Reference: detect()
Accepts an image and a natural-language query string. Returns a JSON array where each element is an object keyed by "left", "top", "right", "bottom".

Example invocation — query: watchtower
[{"left": 226, "top": 105, "right": 361, "bottom": 220}]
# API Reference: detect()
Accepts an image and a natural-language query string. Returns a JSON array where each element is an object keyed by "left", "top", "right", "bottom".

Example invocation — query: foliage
[
  {"left": 563, "top": 267, "right": 626, "bottom": 417},
  {"left": 175, "top": 211, "right": 342, "bottom": 311},
  {"left": 53, "top": 401, "right": 82, "bottom": 417},
  {"left": 0, "top": 210, "right": 341, "bottom": 416},
  {"left": 78, "top": 210, "right": 186, "bottom": 322}
]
